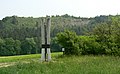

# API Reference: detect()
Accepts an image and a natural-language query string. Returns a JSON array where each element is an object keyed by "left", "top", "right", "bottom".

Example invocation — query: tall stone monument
[{"left": 41, "top": 17, "right": 51, "bottom": 61}]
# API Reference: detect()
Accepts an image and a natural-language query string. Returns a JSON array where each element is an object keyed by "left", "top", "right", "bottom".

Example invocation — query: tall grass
[{"left": 0, "top": 54, "right": 120, "bottom": 74}]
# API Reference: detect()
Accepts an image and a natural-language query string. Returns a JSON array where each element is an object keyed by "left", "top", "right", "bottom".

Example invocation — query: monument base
[
  {"left": 41, "top": 48, "right": 51, "bottom": 61},
  {"left": 47, "top": 48, "right": 51, "bottom": 61},
  {"left": 41, "top": 48, "right": 45, "bottom": 61}
]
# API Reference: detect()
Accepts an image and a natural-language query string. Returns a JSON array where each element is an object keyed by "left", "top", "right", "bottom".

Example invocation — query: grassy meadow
[{"left": 0, "top": 52, "right": 120, "bottom": 74}]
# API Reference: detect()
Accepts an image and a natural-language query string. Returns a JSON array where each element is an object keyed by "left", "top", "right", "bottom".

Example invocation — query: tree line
[
  {"left": 0, "top": 38, "right": 38, "bottom": 56},
  {"left": 0, "top": 14, "right": 120, "bottom": 56},
  {"left": 55, "top": 16, "right": 120, "bottom": 56}
]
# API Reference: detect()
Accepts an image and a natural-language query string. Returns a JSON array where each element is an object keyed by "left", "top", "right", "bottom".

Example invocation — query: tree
[
  {"left": 21, "top": 38, "right": 37, "bottom": 54},
  {"left": 4, "top": 38, "right": 16, "bottom": 55},
  {"left": 78, "top": 36, "right": 101, "bottom": 55},
  {"left": 0, "top": 38, "right": 6, "bottom": 56},
  {"left": 14, "top": 40, "right": 21, "bottom": 55},
  {"left": 55, "top": 30, "right": 80, "bottom": 55},
  {"left": 92, "top": 16, "right": 120, "bottom": 56}
]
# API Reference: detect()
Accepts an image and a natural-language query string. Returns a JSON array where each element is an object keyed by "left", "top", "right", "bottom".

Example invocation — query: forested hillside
[
  {"left": 0, "top": 14, "right": 111, "bottom": 38},
  {"left": 0, "top": 14, "right": 118, "bottom": 56},
  {"left": 0, "top": 14, "right": 90, "bottom": 39}
]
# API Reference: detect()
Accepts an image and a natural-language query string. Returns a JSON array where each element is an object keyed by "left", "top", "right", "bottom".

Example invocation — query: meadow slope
[{"left": 0, "top": 53, "right": 120, "bottom": 74}]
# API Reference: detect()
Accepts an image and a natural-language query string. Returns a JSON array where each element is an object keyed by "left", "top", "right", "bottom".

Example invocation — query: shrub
[{"left": 55, "top": 30, "right": 80, "bottom": 55}]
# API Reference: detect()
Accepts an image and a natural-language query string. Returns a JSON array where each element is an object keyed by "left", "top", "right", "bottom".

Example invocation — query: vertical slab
[
  {"left": 47, "top": 48, "right": 51, "bottom": 61},
  {"left": 41, "top": 18, "right": 45, "bottom": 61},
  {"left": 46, "top": 17, "right": 51, "bottom": 61},
  {"left": 41, "top": 48, "right": 45, "bottom": 61},
  {"left": 41, "top": 18, "right": 45, "bottom": 45},
  {"left": 46, "top": 17, "right": 51, "bottom": 44}
]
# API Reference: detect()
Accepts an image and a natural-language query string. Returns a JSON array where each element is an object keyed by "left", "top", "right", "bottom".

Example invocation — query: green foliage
[
  {"left": 0, "top": 38, "right": 6, "bottom": 56},
  {"left": 14, "top": 40, "right": 21, "bottom": 55},
  {"left": 0, "top": 38, "right": 21, "bottom": 56},
  {"left": 55, "top": 30, "right": 106, "bottom": 55},
  {"left": 55, "top": 30, "right": 80, "bottom": 55},
  {"left": 21, "top": 38, "right": 37, "bottom": 55},
  {"left": 4, "top": 38, "right": 16, "bottom": 55},
  {"left": 55, "top": 23, "right": 120, "bottom": 56},
  {"left": 0, "top": 38, "right": 38, "bottom": 56},
  {"left": 78, "top": 36, "right": 101, "bottom": 55},
  {"left": 50, "top": 38, "right": 61, "bottom": 52},
  {"left": 92, "top": 16, "right": 120, "bottom": 56}
]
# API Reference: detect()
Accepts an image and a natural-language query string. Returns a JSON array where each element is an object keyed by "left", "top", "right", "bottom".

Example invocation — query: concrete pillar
[
  {"left": 46, "top": 17, "right": 51, "bottom": 61},
  {"left": 47, "top": 48, "right": 51, "bottom": 61},
  {"left": 41, "top": 18, "right": 45, "bottom": 61},
  {"left": 41, "top": 17, "right": 51, "bottom": 61},
  {"left": 41, "top": 48, "right": 45, "bottom": 61}
]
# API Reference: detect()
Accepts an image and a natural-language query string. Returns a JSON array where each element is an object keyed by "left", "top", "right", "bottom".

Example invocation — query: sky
[{"left": 0, "top": 0, "right": 120, "bottom": 19}]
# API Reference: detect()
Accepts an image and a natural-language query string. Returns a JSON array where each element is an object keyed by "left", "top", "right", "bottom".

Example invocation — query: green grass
[
  {"left": 0, "top": 53, "right": 120, "bottom": 74},
  {"left": 0, "top": 54, "right": 40, "bottom": 63},
  {"left": 0, "top": 52, "right": 62, "bottom": 63}
]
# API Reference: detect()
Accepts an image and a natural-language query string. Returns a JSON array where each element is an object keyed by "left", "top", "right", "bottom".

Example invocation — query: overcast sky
[{"left": 0, "top": 0, "right": 120, "bottom": 19}]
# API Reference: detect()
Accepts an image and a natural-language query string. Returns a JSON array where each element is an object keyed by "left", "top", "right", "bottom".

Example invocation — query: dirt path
[
  {"left": 0, "top": 61, "right": 30, "bottom": 68},
  {"left": 0, "top": 62, "right": 15, "bottom": 68}
]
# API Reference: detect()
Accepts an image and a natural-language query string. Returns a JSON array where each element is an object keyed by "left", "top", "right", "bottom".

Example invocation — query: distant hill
[{"left": 0, "top": 14, "right": 113, "bottom": 40}]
